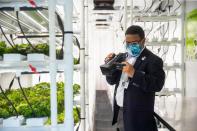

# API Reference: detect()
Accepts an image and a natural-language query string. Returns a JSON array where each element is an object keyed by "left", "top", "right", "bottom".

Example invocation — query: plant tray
[
  {"left": 151, "top": 37, "right": 158, "bottom": 42},
  {"left": 162, "top": 38, "right": 168, "bottom": 42},
  {"left": 26, "top": 117, "right": 48, "bottom": 126},
  {"left": 171, "top": 37, "right": 179, "bottom": 42},
  {"left": 0, "top": 118, "right": 3, "bottom": 125},
  {"left": 3, "top": 54, "right": 26, "bottom": 62},
  {"left": 27, "top": 53, "right": 49, "bottom": 61},
  {"left": 3, "top": 116, "right": 25, "bottom": 127}
]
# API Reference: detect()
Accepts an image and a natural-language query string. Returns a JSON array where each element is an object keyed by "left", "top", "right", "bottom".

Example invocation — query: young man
[{"left": 105, "top": 25, "right": 165, "bottom": 131}]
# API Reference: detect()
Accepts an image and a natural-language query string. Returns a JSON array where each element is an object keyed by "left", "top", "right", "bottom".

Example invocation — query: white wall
[
  {"left": 185, "top": 0, "right": 197, "bottom": 97},
  {"left": 93, "top": 29, "right": 115, "bottom": 90},
  {"left": 186, "top": 61, "right": 197, "bottom": 97},
  {"left": 87, "top": 23, "right": 125, "bottom": 130}
]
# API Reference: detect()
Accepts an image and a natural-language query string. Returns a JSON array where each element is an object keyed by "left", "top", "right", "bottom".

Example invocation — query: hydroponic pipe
[
  {"left": 63, "top": 0, "right": 74, "bottom": 130},
  {"left": 9, "top": 34, "right": 16, "bottom": 46},
  {"left": 16, "top": 11, "right": 38, "bottom": 51},
  {"left": 0, "top": 25, "right": 15, "bottom": 48},
  {"left": 21, "top": 71, "right": 64, "bottom": 75},
  {"left": 80, "top": 0, "right": 86, "bottom": 130},
  {"left": 130, "top": 0, "right": 133, "bottom": 25},
  {"left": 17, "top": 77, "right": 36, "bottom": 117},
  {"left": 56, "top": 12, "right": 64, "bottom": 59},
  {"left": 0, "top": 7, "right": 47, "bottom": 11},
  {"left": 17, "top": 34, "right": 63, "bottom": 38},
  {"left": 8, "top": 76, "right": 15, "bottom": 91},
  {"left": 123, "top": 0, "right": 128, "bottom": 31},
  {"left": 180, "top": 0, "right": 186, "bottom": 96},
  {"left": 146, "top": 0, "right": 154, "bottom": 13},
  {"left": 84, "top": 0, "right": 90, "bottom": 130},
  {"left": 17, "top": 34, "right": 80, "bottom": 38},
  {"left": 48, "top": 0, "right": 58, "bottom": 126}
]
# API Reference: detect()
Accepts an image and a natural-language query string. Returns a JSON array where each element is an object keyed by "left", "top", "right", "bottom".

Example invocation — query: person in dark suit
[{"left": 105, "top": 25, "right": 165, "bottom": 131}]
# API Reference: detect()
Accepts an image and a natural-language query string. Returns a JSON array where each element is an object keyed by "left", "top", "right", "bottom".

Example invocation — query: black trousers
[{"left": 116, "top": 108, "right": 124, "bottom": 131}]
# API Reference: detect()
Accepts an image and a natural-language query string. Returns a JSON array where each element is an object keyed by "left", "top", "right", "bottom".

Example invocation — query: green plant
[
  {"left": 33, "top": 43, "right": 49, "bottom": 56},
  {"left": 73, "top": 106, "right": 80, "bottom": 124},
  {"left": 56, "top": 48, "right": 63, "bottom": 59},
  {"left": 16, "top": 44, "right": 33, "bottom": 55},
  {"left": 186, "top": 9, "right": 197, "bottom": 47},
  {"left": 0, "top": 41, "right": 7, "bottom": 56},
  {"left": 74, "top": 58, "right": 80, "bottom": 65},
  {"left": 45, "top": 107, "right": 80, "bottom": 125},
  {"left": 186, "top": 9, "right": 197, "bottom": 59},
  {"left": 0, "top": 82, "right": 80, "bottom": 124},
  {"left": 0, "top": 42, "right": 80, "bottom": 64},
  {"left": 73, "top": 84, "right": 80, "bottom": 95},
  {"left": 0, "top": 108, "right": 10, "bottom": 118},
  {"left": 4, "top": 46, "right": 14, "bottom": 54},
  {"left": 3, "top": 44, "right": 32, "bottom": 55}
]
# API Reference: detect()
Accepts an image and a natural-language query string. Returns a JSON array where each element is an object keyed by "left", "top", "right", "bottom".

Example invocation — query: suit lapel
[{"left": 134, "top": 48, "right": 148, "bottom": 69}]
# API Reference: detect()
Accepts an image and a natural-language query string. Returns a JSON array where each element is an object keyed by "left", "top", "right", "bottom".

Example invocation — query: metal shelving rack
[
  {"left": 0, "top": 0, "right": 85, "bottom": 131},
  {"left": 0, "top": 60, "right": 80, "bottom": 73}
]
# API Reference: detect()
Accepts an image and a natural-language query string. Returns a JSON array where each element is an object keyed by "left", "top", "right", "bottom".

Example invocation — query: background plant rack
[
  {"left": 128, "top": 1, "right": 186, "bottom": 96},
  {"left": 145, "top": 39, "right": 183, "bottom": 46},
  {"left": 124, "top": 1, "right": 186, "bottom": 130},
  {"left": 133, "top": 14, "right": 181, "bottom": 22}
]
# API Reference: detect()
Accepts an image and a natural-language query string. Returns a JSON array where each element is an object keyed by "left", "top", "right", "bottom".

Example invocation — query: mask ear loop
[
  {"left": 123, "top": 39, "right": 126, "bottom": 45},
  {"left": 139, "top": 38, "right": 146, "bottom": 50},
  {"left": 123, "top": 40, "right": 128, "bottom": 53}
]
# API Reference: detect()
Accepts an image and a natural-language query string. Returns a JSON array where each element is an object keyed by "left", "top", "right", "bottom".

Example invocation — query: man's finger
[
  {"left": 105, "top": 56, "right": 113, "bottom": 61},
  {"left": 105, "top": 53, "right": 115, "bottom": 63},
  {"left": 122, "top": 61, "right": 129, "bottom": 65},
  {"left": 107, "top": 53, "right": 115, "bottom": 57}
]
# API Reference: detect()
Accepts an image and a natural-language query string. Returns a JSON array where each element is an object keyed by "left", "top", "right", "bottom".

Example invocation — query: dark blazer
[{"left": 106, "top": 48, "right": 165, "bottom": 131}]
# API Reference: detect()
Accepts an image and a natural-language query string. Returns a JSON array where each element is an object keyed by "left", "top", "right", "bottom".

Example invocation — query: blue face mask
[{"left": 126, "top": 43, "right": 142, "bottom": 57}]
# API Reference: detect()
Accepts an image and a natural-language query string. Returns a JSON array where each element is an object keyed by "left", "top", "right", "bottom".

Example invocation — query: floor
[
  {"left": 94, "top": 90, "right": 170, "bottom": 131},
  {"left": 0, "top": 124, "right": 79, "bottom": 131},
  {"left": 95, "top": 90, "right": 115, "bottom": 131},
  {"left": 155, "top": 95, "right": 197, "bottom": 131}
]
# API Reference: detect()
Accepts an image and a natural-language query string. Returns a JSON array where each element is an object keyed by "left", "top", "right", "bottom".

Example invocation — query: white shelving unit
[
  {"left": 0, "top": 60, "right": 80, "bottom": 73},
  {"left": 0, "top": 0, "right": 83, "bottom": 131}
]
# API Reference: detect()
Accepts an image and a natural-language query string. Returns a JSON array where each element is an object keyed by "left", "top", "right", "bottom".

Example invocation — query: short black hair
[{"left": 125, "top": 25, "right": 145, "bottom": 39}]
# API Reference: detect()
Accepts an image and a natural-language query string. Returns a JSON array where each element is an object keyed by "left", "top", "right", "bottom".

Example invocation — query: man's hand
[
  {"left": 105, "top": 53, "right": 116, "bottom": 63},
  {"left": 122, "top": 62, "right": 135, "bottom": 78}
]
